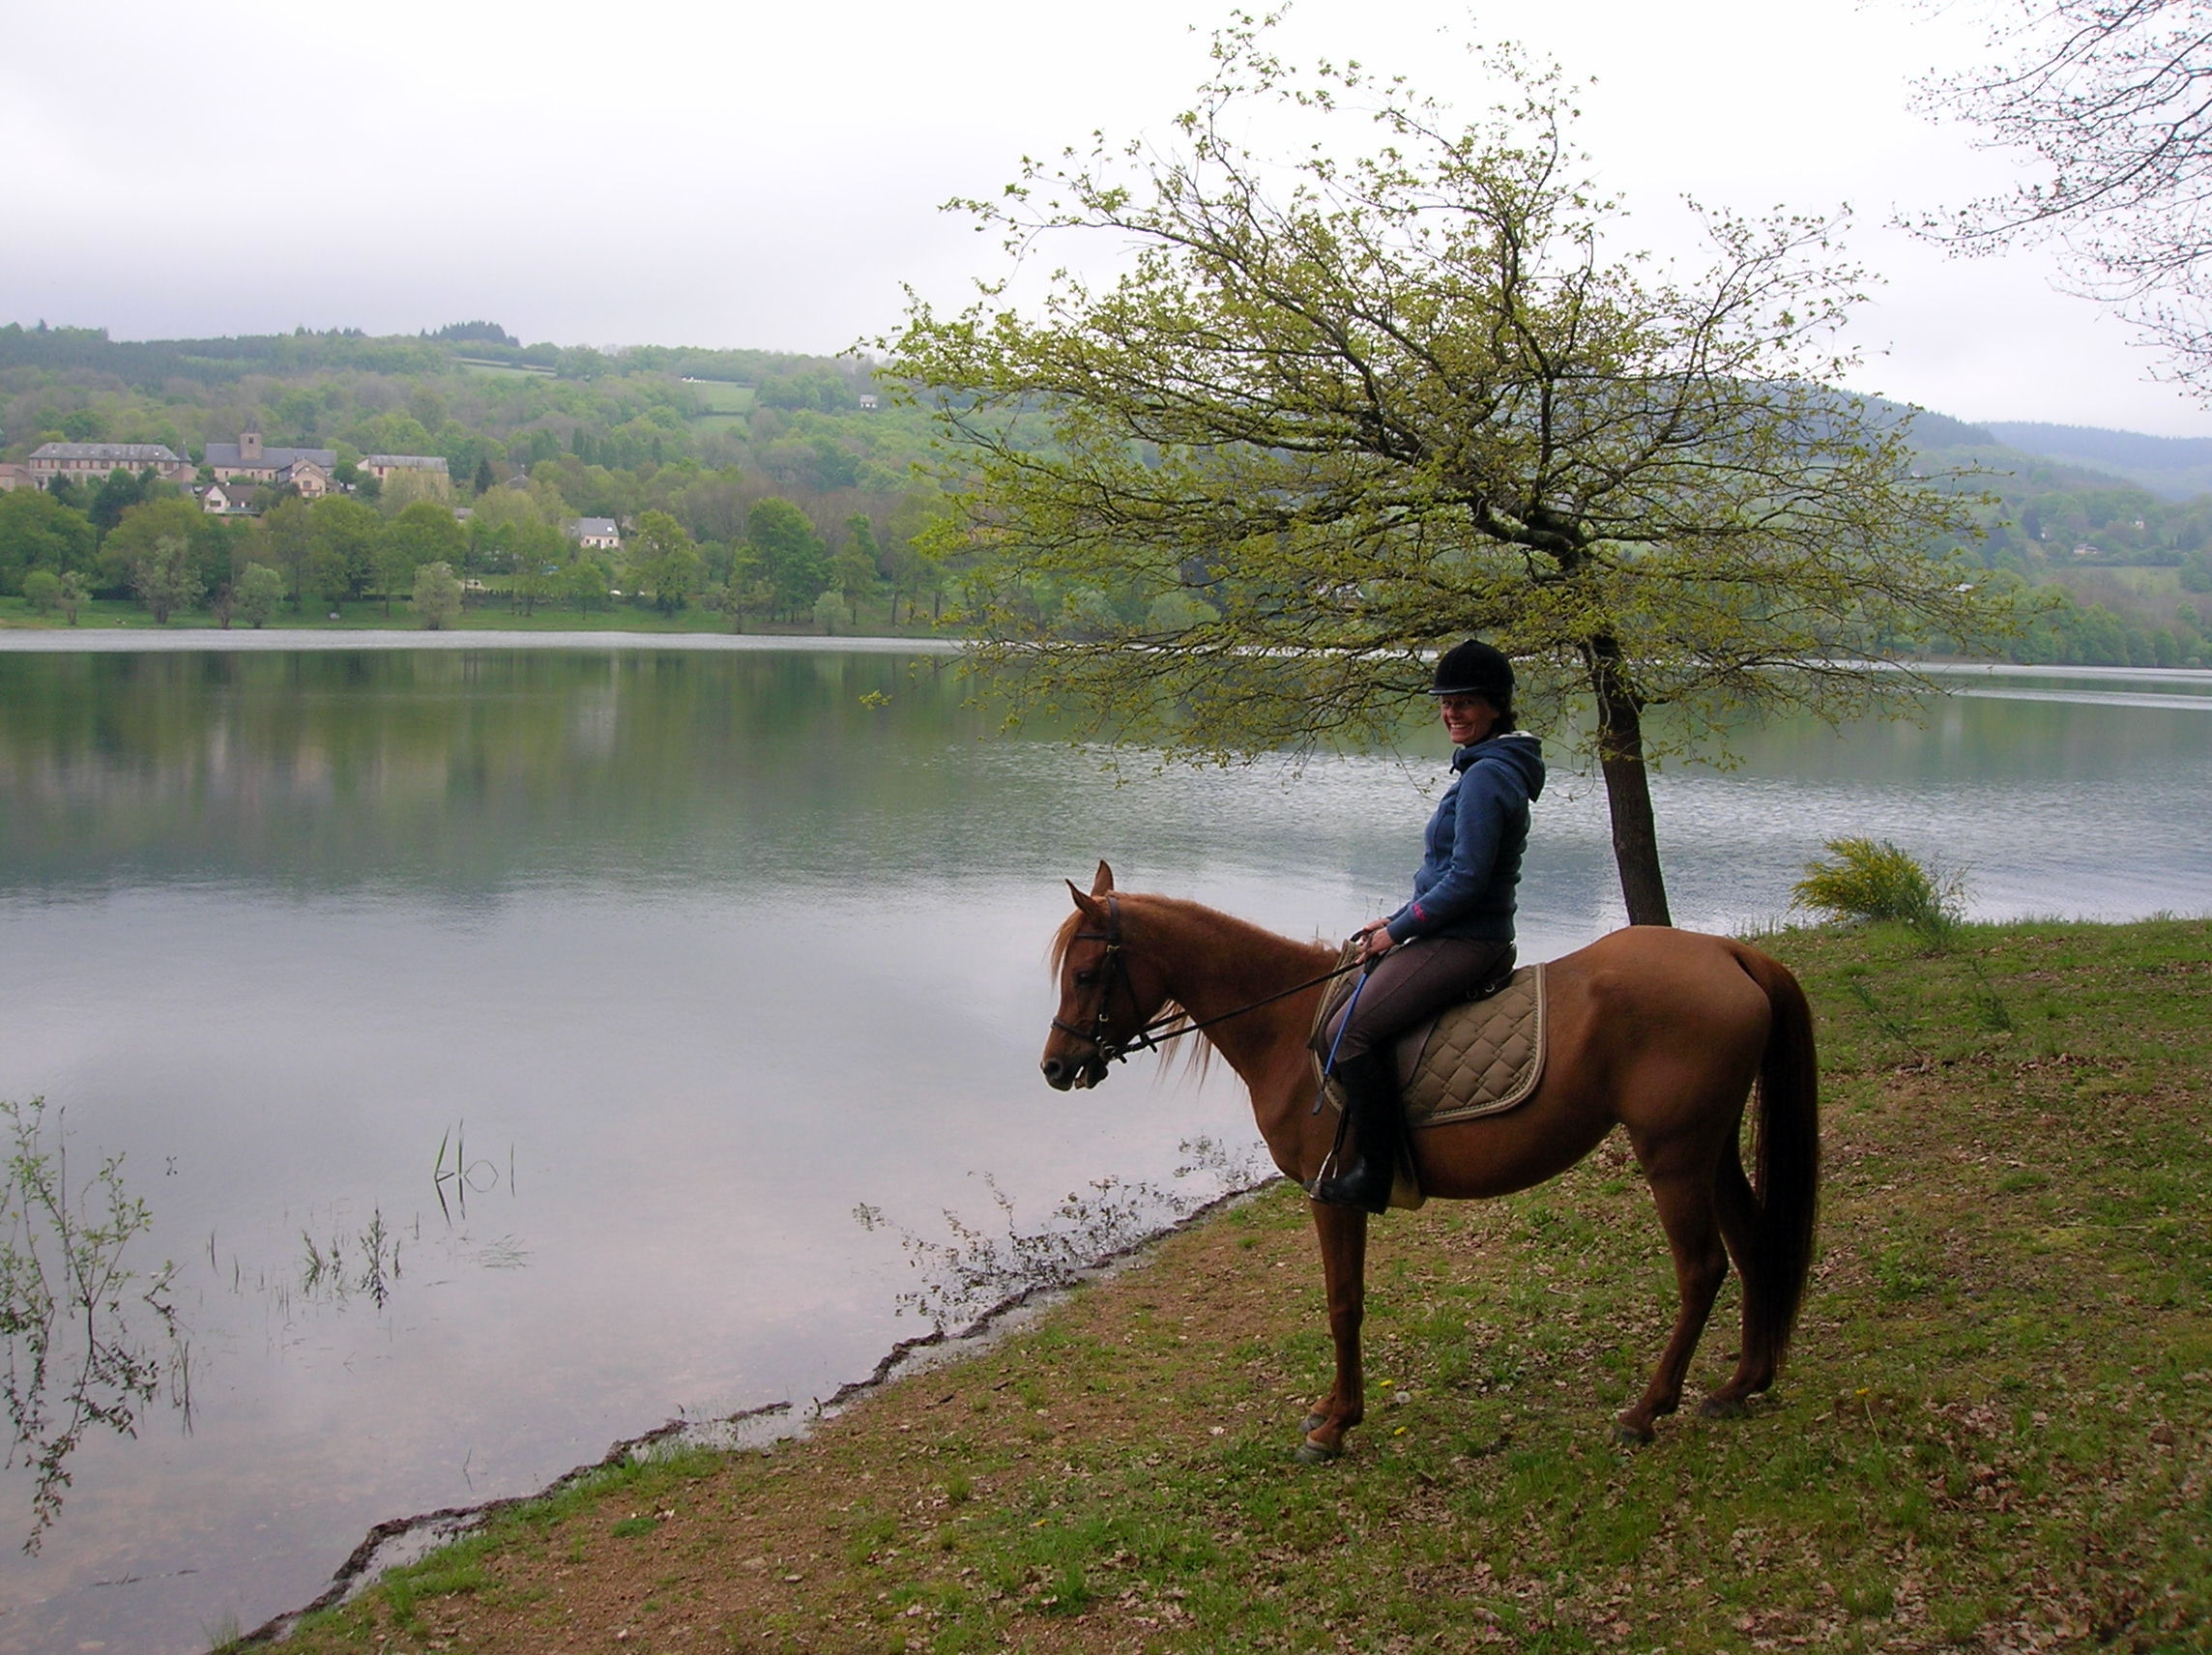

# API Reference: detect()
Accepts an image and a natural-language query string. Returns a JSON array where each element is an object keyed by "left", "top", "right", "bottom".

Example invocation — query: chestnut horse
[{"left": 1041, "top": 863, "right": 1819, "bottom": 1459}]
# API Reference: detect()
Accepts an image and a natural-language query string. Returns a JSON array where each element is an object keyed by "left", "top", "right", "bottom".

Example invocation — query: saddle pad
[
  {"left": 1399, "top": 965, "right": 1547, "bottom": 1127},
  {"left": 1307, "top": 957, "right": 1550, "bottom": 1208}
]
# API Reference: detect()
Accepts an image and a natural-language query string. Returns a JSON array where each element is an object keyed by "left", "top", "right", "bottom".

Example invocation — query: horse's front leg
[{"left": 1298, "top": 1200, "right": 1368, "bottom": 1463}]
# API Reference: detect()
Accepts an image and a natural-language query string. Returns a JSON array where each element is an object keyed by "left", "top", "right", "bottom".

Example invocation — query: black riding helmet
[{"left": 1430, "top": 638, "right": 1513, "bottom": 701}]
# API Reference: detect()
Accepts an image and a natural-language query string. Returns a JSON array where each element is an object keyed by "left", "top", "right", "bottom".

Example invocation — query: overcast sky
[{"left": 6, "top": 0, "right": 2209, "bottom": 436}]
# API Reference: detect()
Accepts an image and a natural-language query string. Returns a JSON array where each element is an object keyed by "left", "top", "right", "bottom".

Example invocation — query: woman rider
[{"left": 1309, "top": 638, "right": 1547, "bottom": 1213}]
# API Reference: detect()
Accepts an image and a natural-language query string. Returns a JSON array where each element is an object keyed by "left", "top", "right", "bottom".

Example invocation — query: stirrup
[{"left": 1308, "top": 1153, "right": 1392, "bottom": 1214}]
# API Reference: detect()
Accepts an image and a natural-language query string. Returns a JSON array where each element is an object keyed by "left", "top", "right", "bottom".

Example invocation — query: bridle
[{"left": 1051, "top": 894, "right": 1367, "bottom": 1073}]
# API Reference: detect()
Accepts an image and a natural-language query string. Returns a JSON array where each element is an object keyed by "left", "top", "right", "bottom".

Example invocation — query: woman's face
[{"left": 1438, "top": 692, "right": 1499, "bottom": 747}]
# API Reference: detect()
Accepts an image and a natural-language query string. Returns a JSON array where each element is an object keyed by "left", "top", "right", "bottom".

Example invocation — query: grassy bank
[{"left": 260, "top": 917, "right": 2211, "bottom": 1655}]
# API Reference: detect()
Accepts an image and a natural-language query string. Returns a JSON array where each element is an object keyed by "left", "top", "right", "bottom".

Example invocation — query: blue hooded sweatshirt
[{"left": 1382, "top": 731, "right": 1546, "bottom": 945}]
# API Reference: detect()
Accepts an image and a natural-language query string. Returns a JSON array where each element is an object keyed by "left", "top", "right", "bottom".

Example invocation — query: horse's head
[{"left": 1041, "top": 861, "right": 1172, "bottom": 1090}]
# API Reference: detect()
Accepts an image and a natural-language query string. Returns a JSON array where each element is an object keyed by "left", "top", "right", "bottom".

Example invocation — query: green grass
[
  {"left": 681, "top": 378, "right": 755, "bottom": 414},
  {"left": 276, "top": 917, "right": 2212, "bottom": 1654}
]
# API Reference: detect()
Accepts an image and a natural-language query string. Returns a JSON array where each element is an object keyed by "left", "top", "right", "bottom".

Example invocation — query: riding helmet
[{"left": 1430, "top": 638, "right": 1514, "bottom": 701}]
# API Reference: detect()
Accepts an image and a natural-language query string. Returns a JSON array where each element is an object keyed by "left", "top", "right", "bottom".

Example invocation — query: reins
[{"left": 1053, "top": 893, "right": 1368, "bottom": 1069}]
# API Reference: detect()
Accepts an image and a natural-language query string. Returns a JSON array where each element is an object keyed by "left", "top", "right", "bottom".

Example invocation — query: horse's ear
[
  {"left": 1066, "top": 878, "right": 1107, "bottom": 920},
  {"left": 1091, "top": 860, "right": 1116, "bottom": 896}
]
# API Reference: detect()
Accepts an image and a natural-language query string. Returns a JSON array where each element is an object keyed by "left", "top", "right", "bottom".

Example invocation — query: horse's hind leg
[
  {"left": 1298, "top": 1202, "right": 1368, "bottom": 1463},
  {"left": 1617, "top": 1166, "right": 1730, "bottom": 1444},
  {"left": 1702, "top": 1148, "right": 1772, "bottom": 1417}
]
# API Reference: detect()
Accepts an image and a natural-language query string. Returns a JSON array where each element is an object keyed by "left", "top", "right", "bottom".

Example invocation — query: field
[
  {"left": 684, "top": 379, "right": 757, "bottom": 412},
  {"left": 261, "top": 917, "right": 2211, "bottom": 1654},
  {"left": 451, "top": 357, "right": 557, "bottom": 377}
]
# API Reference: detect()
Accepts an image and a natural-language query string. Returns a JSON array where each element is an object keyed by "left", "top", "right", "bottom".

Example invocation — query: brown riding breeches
[{"left": 1324, "top": 936, "right": 1515, "bottom": 1062}]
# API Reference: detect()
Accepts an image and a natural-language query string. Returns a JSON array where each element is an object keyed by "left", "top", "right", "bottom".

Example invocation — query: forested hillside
[{"left": 1, "top": 320, "right": 2208, "bottom": 664}]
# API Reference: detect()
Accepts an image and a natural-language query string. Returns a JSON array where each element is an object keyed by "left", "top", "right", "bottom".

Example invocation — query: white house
[{"left": 566, "top": 516, "right": 621, "bottom": 551}]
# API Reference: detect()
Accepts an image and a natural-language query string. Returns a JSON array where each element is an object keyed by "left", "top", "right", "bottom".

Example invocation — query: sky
[{"left": 5, "top": 0, "right": 2210, "bottom": 437}]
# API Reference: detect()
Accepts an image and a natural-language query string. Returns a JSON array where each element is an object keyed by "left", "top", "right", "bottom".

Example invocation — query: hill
[
  {"left": 4, "top": 321, "right": 2210, "bottom": 664},
  {"left": 1982, "top": 421, "right": 2212, "bottom": 501}
]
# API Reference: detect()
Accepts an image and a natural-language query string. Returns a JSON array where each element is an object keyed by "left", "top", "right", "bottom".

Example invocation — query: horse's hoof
[
  {"left": 1295, "top": 1437, "right": 1341, "bottom": 1465},
  {"left": 1302, "top": 1411, "right": 1327, "bottom": 1436},
  {"left": 1699, "top": 1396, "right": 1748, "bottom": 1420},
  {"left": 1611, "top": 1421, "right": 1655, "bottom": 1447}
]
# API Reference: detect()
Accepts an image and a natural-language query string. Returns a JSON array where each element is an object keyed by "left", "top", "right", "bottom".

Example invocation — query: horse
[{"left": 1040, "top": 862, "right": 1819, "bottom": 1460}]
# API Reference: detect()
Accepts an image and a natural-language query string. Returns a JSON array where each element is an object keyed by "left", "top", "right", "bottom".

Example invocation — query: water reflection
[
  {"left": 0, "top": 1098, "right": 190, "bottom": 1553},
  {"left": 0, "top": 649, "right": 1027, "bottom": 898}
]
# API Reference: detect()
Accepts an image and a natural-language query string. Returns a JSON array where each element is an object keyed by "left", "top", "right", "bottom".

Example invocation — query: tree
[
  {"left": 130, "top": 535, "right": 204, "bottom": 624},
  {"left": 98, "top": 497, "right": 228, "bottom": 599},
  {"left": 412, "top": 561, "right": 464, "bottom": 629},
  {"left": 561, "top": 556, "right": 611, "bottom": 613},
  {"left": 258, "top": 496, "right": 315, "bottom": 607},
  {"left": 628, "top": 509, "right": 704, "bottom": 614},
  {"left": 746, "top": 497, "right": 830, "bottom": 622},
  {"left": 888, "top": 23, "right": 2007, "bottom": 922},
  {"left": 385, "top": 500, "right": 467, "bottom": 576},
  {"left": 0, "top": 489, "right": 96, "bottom": 594},
  {"left": 373, "top": 538, "right": 419, "bottom": 617},
  {"left": 1921, "top": 0, "right": 2212, "bottom": 393},
  {"left": 21, "top": 569, "right": 60, "bottom": 614},
  {"left": 834, "top": 513, "right": 885, "bottom": 624},
  {"left": 56, "top": 570, "right": 89, "bottom": 624},
  {"left": 90, "top": 468, "right": 144, "bottom": 533},
  {"left": 708, "top": 544, "right": 773, "bottom": 632},
  {"left": 233, "top": 562, "right": 278, "bottom": 628},
  {"left": 307, "top": 495, "right": 384, "bottom": 600}
]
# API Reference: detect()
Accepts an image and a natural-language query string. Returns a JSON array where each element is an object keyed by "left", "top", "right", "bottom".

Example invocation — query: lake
[{"left": 0, "top": 637, "right": 2206, "bottom": 1653}]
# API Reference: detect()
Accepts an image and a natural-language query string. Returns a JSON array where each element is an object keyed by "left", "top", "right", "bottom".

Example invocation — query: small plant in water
[
  {"left": 856, "top": 1136, "right": 1273, "bottom": 1333},
  {"left": 0, "top": 1097, "right": 189, "bottom": 1551},
  {"left": 1793, "top": 837, "right": 1966, "bottom": 939}
]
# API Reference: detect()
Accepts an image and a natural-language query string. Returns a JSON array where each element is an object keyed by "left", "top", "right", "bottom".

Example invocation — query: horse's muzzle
[{"left": 1039, "top": 1053, "right": 1106, "bottom": 1090}]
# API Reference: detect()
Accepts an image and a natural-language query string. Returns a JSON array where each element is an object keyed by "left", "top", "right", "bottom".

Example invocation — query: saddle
[{"left": 1308, "top": 946, "right": 1550, "bottom": 1208}]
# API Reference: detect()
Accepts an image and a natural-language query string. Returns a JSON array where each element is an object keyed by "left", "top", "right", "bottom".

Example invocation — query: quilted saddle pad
[{"left": 1310, "top": 959, "right": 1549, "bottom": 1129}]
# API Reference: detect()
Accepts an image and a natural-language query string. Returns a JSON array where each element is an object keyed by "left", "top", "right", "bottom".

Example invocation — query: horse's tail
[{"left": 1732, "top": 944, "right": 1821, "bottom": 1376}]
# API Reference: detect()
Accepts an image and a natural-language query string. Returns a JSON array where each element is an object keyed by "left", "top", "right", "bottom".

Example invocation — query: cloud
[{"left": 6, "top": 0, "right": 2209, "bottom": 434}]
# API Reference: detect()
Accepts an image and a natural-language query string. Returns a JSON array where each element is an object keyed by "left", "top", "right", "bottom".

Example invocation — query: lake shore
[
  {"left": 254, "top": 915, "right": 2212, "bottom": 1655},
  {"left": 0, "top": 625, "right": 963, "bottom": 655}
]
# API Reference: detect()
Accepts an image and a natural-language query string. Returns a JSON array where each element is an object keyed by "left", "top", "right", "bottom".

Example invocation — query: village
[{"left": 0, "top": 432, "right": 622, "bottom": 550}]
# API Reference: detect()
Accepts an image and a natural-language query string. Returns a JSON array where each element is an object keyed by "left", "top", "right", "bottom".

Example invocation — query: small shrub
[{"left": 1792, "top": 837, "right": 1965, "bottom": 935}]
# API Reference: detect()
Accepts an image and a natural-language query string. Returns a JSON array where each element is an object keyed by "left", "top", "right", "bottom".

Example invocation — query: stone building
[{"left": 27, "top": 442, "right": 193, "bottom": 487}]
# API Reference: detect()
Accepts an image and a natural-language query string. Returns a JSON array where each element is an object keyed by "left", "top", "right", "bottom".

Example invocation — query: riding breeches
[{"left": 1324, "top": 936, "right": 1515, "bottom": 1062}]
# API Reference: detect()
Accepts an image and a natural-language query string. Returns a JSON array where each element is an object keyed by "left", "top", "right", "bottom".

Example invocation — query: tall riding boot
[{"left": 1308, "top": 1051, "right": 1403, "bottom": 1214}]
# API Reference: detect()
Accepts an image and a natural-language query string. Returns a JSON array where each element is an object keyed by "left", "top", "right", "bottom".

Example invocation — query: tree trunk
[{"left": 1584, "top": 638, "right": 1674, "bottom": 926}]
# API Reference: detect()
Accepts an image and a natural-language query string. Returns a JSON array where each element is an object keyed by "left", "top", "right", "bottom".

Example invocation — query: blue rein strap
[{"left": 1310, "top": 954, "right": 1375, "bottom": 1117}]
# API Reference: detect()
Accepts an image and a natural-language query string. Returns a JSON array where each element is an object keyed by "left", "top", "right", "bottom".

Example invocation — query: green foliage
[
  {"left": 19, "top": 568, "right": 58, "bottom": 614},
  {"left": 1793, "top": 837, "right": 1966, "bottom": 935},
  {"left": 411, "top": 561, "right": 463, "bottom": 629},
  {"left": 128, "top": 534, "right": 204, "bottom": 624},
  {"left": 747, "top": 496, "right": 830, "bottom": 620},
  {"left": 0, "top": 489, "right": 96, "bottom": 594},
  {"left": 888, "top": 18, "right": 2012, "bottom": 923},
  {"left": 235, "top": 563, "right": 283, "bottom": 628},
  {"left": 627, "top": 509, "right": 703, "bottom": 614}
]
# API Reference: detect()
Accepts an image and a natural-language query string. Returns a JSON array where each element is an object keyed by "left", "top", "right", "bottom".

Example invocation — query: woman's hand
[{"left": 1356, "top": 921, "right": 1397, "bottom": 962}]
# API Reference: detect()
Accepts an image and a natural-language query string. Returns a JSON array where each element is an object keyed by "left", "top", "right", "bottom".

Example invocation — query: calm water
[{"left": 0, "top": 640, "right": 2206, "bottom": 1653}]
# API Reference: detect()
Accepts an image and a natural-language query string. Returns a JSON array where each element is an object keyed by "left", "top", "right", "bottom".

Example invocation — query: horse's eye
[{"left": 1073, "top": 970, "right": 1097, "bottom": 987}]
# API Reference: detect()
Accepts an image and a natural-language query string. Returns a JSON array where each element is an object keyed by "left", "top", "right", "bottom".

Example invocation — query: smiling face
[{"left": 1438, "top": 692, "right": 1499, "bottom": 747}]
